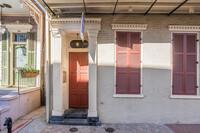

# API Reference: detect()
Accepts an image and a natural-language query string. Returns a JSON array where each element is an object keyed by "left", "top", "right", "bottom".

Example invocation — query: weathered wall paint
[{"left": 97, "top": 15, "right": 200, "bottom": 123}]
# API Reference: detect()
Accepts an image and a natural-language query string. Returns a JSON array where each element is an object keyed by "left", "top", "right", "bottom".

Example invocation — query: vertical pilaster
[
  {"left": 87, "top": 29, "right": 100, "bottom": 125},
  {"left": 51, "top": 29, "right": 64, "bottom": 120}
]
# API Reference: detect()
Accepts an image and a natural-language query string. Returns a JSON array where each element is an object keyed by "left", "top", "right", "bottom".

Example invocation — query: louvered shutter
[
  {"left": 116, "top": 32, "right": 128, "bottom": 93},
  {"left": 173, "top": 33, "right": 197, "bottom": 95},
  {"left": 27, "top": 32, "right": 36, "bottom": 86},
  {"left": 1, "top": 32, "right": 9, "bottom": 86},
  {"left": 129, "top": 32, "right": 141, "bottom": 94},
  {"left": 185, "top": 34, "right": 197, "bottom": 94},
  {"left": 116, "top": 32, "right": 141, "bottom": 94},
  {"left": 173, "top": 34, "right": 184, "bottom": 94}
]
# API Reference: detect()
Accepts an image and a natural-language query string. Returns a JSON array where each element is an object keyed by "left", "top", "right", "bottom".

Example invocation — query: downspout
[{"left": 45, "top": 13, "right": 50, "bottom": 122}]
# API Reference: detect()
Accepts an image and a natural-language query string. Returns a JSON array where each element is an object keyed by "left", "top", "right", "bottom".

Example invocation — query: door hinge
[
  {"left": 140, "top": 85, "right": 142, "bottom": 87},
  {"left": 196, "top": 86, "right": 198, "bottom": 88},
  {"left": 140, "top": 38, "right": 142, "bottom": 41},
  {"left": 196, "top": 62, "right": 199, "bottom": 64},
  {"left": 196, "top": 39, "right": 199, "bottom": 42}
]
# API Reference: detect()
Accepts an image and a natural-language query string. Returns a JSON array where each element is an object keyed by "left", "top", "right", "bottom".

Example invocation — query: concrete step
[
  {"left": 50, "top": 118, "right": 88, "bottom": 126},
  {"left": 65, "top": 113, "right": 87, "bottom": 119},
  {"left": 64, "top": 109, "right": 88, "bottom": 119}
]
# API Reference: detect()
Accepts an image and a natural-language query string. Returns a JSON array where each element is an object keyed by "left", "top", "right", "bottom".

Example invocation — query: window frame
[
  {"left": 113, "top": 30, "right": 144, "bottom": 98},
  {"left": 170, "top": 31, "right": 200, "bottom": 99}
]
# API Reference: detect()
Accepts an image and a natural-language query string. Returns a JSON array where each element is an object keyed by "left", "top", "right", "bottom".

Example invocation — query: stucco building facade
[{"left": 37, "top": 0, "right": 200, "bottom": 125}]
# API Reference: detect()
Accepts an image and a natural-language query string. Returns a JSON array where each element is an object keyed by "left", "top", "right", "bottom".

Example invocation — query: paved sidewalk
[
  {"left": 2, "top": 106, "right": 200, "bottom": 133},
  {"left": 1, "top": 106, "right": 47, "bottom": 133},
  {"left": 43, "top": 124, "right": 173, "bottom": 133}
]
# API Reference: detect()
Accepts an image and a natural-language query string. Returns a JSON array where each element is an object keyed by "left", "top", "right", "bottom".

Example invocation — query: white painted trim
[
  {"left": 0, "top": 34, "right": 1, "bottom": 86},
  {"left": 111, "top": 24, "right": 148, "bottom": 30},
  {"left": 170, "top": 95, "right": 200, "bottom": 99},
  {"left": 113, "top": 30, "right": 144, "bottom": 96},
  {"left": 50, "top": 18, "right": 101, "bottom": 24},
  {"left": 169, "top": 25, "right": 200, "bottom": 31},
  {"left": 113, "top": 94, "right": 144, "bottom": 98},
  {"left": 170, "top": 31, "right": 199, "bottom": 96},
  {"left": 10, "top": 33, "right": 13, "bottom": 86},
  {"left": 6, "top": 21, "right": 33, "bottom": 32},
  {"left": 19, "top": 87, "right": 40, "bottom": 95}
]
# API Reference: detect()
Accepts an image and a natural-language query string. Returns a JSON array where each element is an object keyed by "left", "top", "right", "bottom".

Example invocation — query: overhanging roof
[
  {"left": 0, "top": 0, "right": 29, "bottom": 16},
  {"left": 37, "top": 0, "right": 200, "bottom": 15}
]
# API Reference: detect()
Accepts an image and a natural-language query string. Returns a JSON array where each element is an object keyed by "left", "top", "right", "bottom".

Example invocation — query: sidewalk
[
  {"left": 1, "top": 106, "right": 200, "bottom": 133},
  {"left": 1, "top": 106, "right": 46, "bottom": 133}
]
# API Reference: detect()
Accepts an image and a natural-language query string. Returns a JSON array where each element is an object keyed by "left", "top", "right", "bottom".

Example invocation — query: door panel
[{"left": 69, "top": 52, "right": 88, "bottom": 108}]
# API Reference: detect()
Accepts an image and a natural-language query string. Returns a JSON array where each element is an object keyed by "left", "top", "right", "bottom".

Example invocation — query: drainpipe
[{"left": 45, "top": 13, "right": 50, "bottom": 122}]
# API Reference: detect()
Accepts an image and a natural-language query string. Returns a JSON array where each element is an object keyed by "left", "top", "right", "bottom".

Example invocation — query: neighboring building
[
  {"left": 38, "top": 0, "right": 200, "bottom": 125},
  {"left": 0, "top": 0, "right": 45, "bottom": 130}
]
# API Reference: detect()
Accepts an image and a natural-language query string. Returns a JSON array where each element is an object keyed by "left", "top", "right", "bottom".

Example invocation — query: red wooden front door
[{"left": 69, "top": 52, "right": 88, "bottom": 108}]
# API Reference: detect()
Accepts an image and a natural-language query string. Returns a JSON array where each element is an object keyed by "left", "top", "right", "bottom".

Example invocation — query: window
[
  {"left": 1, "top": 32, "right": 36, "bottom": 86},
  {"left": 116, "top": 32, "right": 141, "bottom": 94},
  {"left": 173, "top": 33, "right": 197, "bottom": 95},
  {"left": 14, "top": 33, "right": 27, "bottom": 42}
]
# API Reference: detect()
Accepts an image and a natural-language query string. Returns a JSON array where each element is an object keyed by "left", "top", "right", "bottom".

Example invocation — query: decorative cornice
[
  {"left": 111, "top": 24, "right": 148, "bottom": 30},
  {"left": 169, "top": 25, "right": 200, "bottom": 31},
  {"left": 5, "top": 20, "right": 33, "bottom": 32},
  {"left": 23, "top": 0, "right": 43, "bottom": 28},
  {"left": 50, "top": 18, "right": 101, "bottom": 24},
  {"left": 6, "top": 20, "right": 30, "bottom": 25}
]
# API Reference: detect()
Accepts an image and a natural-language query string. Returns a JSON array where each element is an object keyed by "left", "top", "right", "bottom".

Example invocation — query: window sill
[
  {"left": 170, "top": 95, "right": 200, "bottom": 100},
  {"left": 113, "top": 94, "right": 144, "bottom": 98}
]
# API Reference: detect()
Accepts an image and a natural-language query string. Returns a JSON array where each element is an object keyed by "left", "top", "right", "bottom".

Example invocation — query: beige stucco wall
[
  {"left": 97, "top": 14, "right": 200, "bottom": 123},
  {"left": 0, "top": 87, "right": 40, "bottom": 130}
]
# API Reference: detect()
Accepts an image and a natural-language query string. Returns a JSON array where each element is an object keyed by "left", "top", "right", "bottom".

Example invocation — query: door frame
[
  {"left": 65, "top": 32, "right": 89, "bottom": 110},
  {"left": 10, "top": 32, "right": 27, "bottom": 86}
]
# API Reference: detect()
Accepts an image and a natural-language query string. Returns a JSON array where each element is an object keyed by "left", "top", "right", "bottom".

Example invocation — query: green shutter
[
  {"left": 26, "top": 32, "right": 36, "bottom": 86},
  {"left": 1, "top": 32, "right": 10, "bottom": 86}
]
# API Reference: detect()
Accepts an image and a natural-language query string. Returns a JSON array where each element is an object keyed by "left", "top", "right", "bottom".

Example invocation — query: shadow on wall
[{"left": 97, "top": 65, "right": 200, "bottom": 123}]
